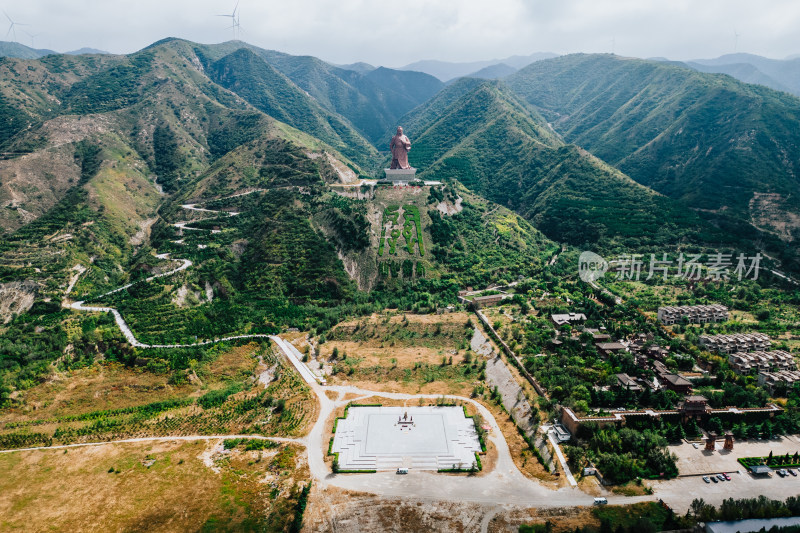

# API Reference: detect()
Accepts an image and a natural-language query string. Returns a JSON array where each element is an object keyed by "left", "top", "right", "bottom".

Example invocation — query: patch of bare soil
[
  {"left": 0, "top": 280, "right": 37, "bottom": 323},
  {"left": 0, "top": 439, "right": 310, "bottom": 533},
  {"left": 325, "top": 390, "right": 340, "bottom": 401},
  {"left": 304, "top": 486, "right": 491, "bottom": 533},
  {"left": 487, "top": 398, "right": 562, "bottom": 486},
  {"left": 489, "top": 506, "right": 599, "bottom": 533},
  {"left": 436, "top": 196, "right": 463, "bottom": 215},
  {"left": 750, "top": 192, "right": 800, "bottom": 242},
  {"left": 329, "top": 378, "right": 476, "bottom": 397}
]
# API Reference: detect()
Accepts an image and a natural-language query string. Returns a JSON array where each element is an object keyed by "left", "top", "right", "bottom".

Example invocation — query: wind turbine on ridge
[
  {"left": 22, "top": 30, "right": 42, "bottom": 49},
  {"left": 4, "top": 11, "right": 29, "bottom": 43},
  {"left": 217, "top": 1, "right": 240, "bottom": 41}
]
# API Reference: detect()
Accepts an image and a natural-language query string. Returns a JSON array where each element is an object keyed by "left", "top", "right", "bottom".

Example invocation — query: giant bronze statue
[{"left": 390, "top": 127, "right": 412, "bottom": 169}]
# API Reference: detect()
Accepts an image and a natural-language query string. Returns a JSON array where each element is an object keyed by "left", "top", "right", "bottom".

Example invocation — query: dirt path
[
  {"left": 64, "top": 264, "right": 86, "bottom": 296},
  {"left": 0, "top": 434, "right": 304, "bottom": 454}
]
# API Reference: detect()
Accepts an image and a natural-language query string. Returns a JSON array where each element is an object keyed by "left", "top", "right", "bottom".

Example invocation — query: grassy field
[
  {"left": 0, "top": 439, "right": 309, "bottom": 532},
  {"left": 0, "top": 342, "right": 317, "bottom": 450},
  {"left": 3, "top": 343, "right": 259, "bottom": 424}
]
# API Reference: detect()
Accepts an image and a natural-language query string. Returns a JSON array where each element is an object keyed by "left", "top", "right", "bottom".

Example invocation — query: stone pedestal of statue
[{"left": 384, "top": 168, "right": 417, "bottom": 181}]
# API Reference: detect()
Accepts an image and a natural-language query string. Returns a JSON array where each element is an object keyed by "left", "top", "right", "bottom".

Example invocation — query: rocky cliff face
[{"left": 0, "top": 281, "right": 37, "bottom": 323}]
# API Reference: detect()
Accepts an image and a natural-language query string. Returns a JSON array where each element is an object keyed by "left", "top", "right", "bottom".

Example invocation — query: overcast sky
[{"left": 6, "top": 0, "right": 800, "bottom": 66}]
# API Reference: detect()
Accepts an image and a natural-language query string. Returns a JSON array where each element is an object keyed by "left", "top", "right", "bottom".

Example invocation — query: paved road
[
  {"left": 67, "top": 253, "right": 281, "bottom": 349},
  {"left": 57, "top": 246, "right": 637, "bottom": 509},
  {"left": 305, "top": 385, "right": 621, "bottom": 508},
  {"left": 55, "top": 194, "right": 798, "bottom": 513},
  {"left": 547, "top": 430, "right": 577, "bottom": 487},
  {"left": 180, "top": 204, "right": 239, "bottom": 217}
]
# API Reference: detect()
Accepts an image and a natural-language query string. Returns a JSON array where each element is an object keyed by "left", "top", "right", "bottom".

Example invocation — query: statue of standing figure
[{"left": 390, "top": 127, "right": 412, "bottom": 170}]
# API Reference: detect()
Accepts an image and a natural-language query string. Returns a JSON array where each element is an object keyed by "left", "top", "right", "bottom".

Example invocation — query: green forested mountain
[
  {"left": 190, "top": 41, "right": 443, "bottom": 144},
  {"left": 258, "top": 51, "right": 443, "bottom": 144},
  {"left": 506, "top": 54, "right": 800, "bottom": 243},
  {"left": 685, "top": 61, "right": 796, "bottom": 96},
  {"left": 688, "top": 53, "right": 800, "bottom": 96},
  {"left": 0, "top": 36, "right": 384, "bottom": 329},
  {"left": 0, "top": 37, "right": 552, "bottom": 350},
  {"left": 404, "top": 79, "right": 724, "bottom": 249},
  {"left": 203, "top": 47, "right": 378, "bottom": 168},
  {"left": 3, "top": 35, "right": 800, "bottom": 395}
]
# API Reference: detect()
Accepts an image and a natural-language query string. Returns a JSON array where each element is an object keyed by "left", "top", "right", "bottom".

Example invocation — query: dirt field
[
  {"left": 0, "top": 341, "right": 316, "bottom": 449},
  {"left": 1, "top": 362, "right": 198, "bottom": 425},
  {"left": 332, "top": 377, "right": 478, "bottom": 397},
  {"left": 2, "top": 343, "right": 262, "bottom": 425},
  {"left": 320, "top": 312, "right": 473, "bottom": 368},
  {"left": 489, "top": 506, "right": 600, "bottom": 533},
  {"left": 304, "top": 486, "right": 490, "bottom": 533},
  {"left": 0, "top": 439, "right": 309, "bottom": 532},
  {"left": 304, "top": 485, "right": 603, "bottom": 533}
]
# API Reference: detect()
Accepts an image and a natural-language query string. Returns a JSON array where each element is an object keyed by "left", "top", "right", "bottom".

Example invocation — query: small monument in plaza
[
  {"left": 385, "top": 126, "right": 417, "bottom": 181},
  {"left": 723, "top": 431, "right": 734, "bottom": 450},
  {"left": 705, "top": 432, "right": 717, "bottom": 451}
]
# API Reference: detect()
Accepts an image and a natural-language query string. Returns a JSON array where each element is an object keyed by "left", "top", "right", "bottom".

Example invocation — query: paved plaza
[
  {"left": 331, "top": 406, "right": 482, "bottom": 471},
  {"left": 672, "top": 435, "right": 800, "bottom": 475}
]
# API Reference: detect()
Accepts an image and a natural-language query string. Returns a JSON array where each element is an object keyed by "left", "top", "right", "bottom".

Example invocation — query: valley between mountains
[{"left": 2, "top": 38, "right": 800, "bottom": 532}]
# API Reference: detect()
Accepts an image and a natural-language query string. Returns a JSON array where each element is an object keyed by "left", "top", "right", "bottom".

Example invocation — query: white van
[
  {"left": 396, "top": 468, "right": 409, "bottom": 475},
  {"left": 593, "top": 497, "right": 608, "bottom": 505}
]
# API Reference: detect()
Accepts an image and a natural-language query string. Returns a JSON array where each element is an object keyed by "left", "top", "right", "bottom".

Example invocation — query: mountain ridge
[
  {"left": 401, "top": 52, "right": 557, "bottom": 81},
  {"left": 403, "top": 79, "right": 725, "bottom": 249}
]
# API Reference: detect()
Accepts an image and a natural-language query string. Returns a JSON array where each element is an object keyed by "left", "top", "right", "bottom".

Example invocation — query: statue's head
[{"left": 396, "top": 127, "right": 403, "bottom": 135}]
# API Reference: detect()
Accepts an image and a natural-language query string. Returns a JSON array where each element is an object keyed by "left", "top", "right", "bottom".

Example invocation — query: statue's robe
[{"left": 390, "top": 134, "right": 411, "bottom": 169}]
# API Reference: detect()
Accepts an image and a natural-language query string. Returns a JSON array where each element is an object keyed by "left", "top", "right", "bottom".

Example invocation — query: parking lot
[
  {"left": 650, "top": 435, "right": 800, "bottom": 513},
  {"left": 671, "top": 435, "right": 800, "bottom": 476}
]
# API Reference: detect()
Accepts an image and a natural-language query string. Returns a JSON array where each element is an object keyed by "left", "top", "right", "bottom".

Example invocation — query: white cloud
[{"left": 7, "top": 0, "right": 800, "bottom": 63}]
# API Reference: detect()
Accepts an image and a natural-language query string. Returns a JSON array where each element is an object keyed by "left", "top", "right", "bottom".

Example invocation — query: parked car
[
  {"left": 777, "top": 469, "right": 787, "bottom": 477},
  {"left": 722, "top": 473, "right": 731, "bottom": 481},
  {"left": 789, "top": 469, "right": 797, "bottom": 477},
  {"left": 692, "top": 443, "right": 699, "bottom": 449},
  {"left": 593, "top": 497, "right": 608, "bottom": 505},
  {"left": 711, "top": 476, "right": 718, "bottom": 483},
  {"left": 717, "top": 474, "right": 726, "bottom": 481},
  {"left": 702, "top": 476, "right": 711, "bottom": 483}
]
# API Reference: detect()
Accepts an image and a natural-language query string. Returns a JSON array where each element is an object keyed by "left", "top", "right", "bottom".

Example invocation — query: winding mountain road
[{"left": 52, "top": 192, "right": 642, "bottom": 512}]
